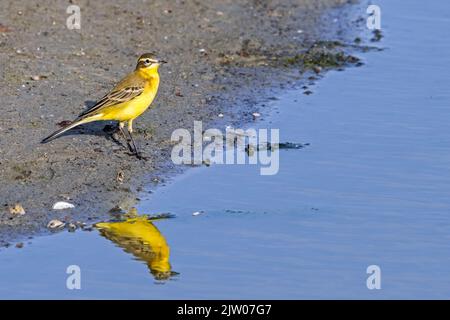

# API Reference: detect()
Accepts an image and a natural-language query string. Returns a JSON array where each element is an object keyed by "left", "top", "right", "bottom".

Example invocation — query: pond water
[{"left": 1, "top": 0, "right": 450, "bottom": 299}]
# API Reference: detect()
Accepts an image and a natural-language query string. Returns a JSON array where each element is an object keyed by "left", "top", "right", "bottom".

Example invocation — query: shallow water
[{"left": 1, "top": 0, "right": 450, "bottom": 299}]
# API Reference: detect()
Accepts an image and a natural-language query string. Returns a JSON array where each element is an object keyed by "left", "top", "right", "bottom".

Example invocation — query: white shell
[
  {"left": 52, "top": 201, "right": 75, "bottom": 210},
  {"left": 47, "top": 219, "right": 65, "bottom": 229}
]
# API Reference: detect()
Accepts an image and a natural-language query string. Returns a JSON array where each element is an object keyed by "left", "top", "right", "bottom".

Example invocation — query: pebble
[
  {"left": 313, "top": 66, "right": 322, "bottom": 74},
  {"left": 47, "top": 219, "right": 65, "bottom": 230},
  {"left": 9, "top": 203, "right": 25, "bottom": 216},
  {"left": 116, "top": 170, "right": 125, "bottom": 183},
  {"left": 192, "top": 211, "right": 204, "bottom": 216},
  {"left": 52, "top": 201, "right": 75, "bottom": 210},
  {"left": 30, "top": 75, "right": 47, "bottom": 81},
  {"left": 75, "top": 221, "right": 86, "bottom": 228}
]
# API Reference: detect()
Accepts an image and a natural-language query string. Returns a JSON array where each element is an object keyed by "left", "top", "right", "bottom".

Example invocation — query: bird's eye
[{"left": 145, "top": 59, "right": 151, "bottom": 64}]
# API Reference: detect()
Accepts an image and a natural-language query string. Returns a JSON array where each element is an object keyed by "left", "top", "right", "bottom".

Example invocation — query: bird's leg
[
  {"left": 118, "top": 121, "right": 135, "bottom": 153},
  {"left": 128, "top": 131, "right": 139, "bottom": 156},
  {"left": 128, "top": 119, "right": 133, "bottom": 134},
  {"left": 127, "top": 120, "right": 147, "bottom": 160}
]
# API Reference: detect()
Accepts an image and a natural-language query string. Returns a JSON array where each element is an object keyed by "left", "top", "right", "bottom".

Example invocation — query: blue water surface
[{"left": 0, "top": 0, "right": 449, "bottom": 299}]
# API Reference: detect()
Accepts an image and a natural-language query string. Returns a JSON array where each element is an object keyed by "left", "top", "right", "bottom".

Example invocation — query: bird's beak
[{"left": 158, "top": 59, "right": 168, "bottom": 64}]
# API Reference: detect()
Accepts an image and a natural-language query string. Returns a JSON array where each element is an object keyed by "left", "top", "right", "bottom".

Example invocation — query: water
[{"left": 1, "top": 0, "right": 450, "bottom": 299}]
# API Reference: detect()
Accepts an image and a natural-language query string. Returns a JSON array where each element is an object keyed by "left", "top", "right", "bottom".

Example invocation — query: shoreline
[{"left": 0, "top": 0, "right": 368, "bottom": 245}]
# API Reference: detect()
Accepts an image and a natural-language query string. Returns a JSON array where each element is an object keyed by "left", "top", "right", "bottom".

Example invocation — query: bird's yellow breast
[{"left": 101, "top": 75, "right": 160, "bottom": 122}]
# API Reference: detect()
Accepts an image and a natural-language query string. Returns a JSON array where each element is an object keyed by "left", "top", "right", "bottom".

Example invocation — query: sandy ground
[{"left": 0, "top": 0, "right": 364, "bottom": 245}]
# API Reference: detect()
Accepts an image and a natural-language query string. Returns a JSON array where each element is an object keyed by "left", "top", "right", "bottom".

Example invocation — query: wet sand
[{"left": 0, "top": 0, "right": 364, "bottom": 244}]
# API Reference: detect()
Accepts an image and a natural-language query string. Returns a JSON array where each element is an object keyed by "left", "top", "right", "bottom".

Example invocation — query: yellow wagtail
[{"left": 42, "top": 53, "right": 166, "bottom": 158}]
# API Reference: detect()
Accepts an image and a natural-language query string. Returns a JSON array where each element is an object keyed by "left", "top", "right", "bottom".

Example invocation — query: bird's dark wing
[{"left": 78, "top": 85, "right": 145, "bottom": 118}]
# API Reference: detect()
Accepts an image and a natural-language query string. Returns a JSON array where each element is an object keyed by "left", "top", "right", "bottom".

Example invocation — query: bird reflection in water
[{"left": 95, "top": 209, "right": 177, "bottom": 281}]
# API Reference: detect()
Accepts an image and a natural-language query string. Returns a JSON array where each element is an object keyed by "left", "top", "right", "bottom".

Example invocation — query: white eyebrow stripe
[{"left": 138, "top": 59, "right": 158, "bottom": 65}]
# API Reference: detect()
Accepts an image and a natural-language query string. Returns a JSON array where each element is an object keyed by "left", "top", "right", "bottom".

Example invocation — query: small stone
[
  {"left": 152, "top": 177, "right": 160, "bottom": 183},
  {"left": 175, "top": 88, "right": 183, "bottom": 97},
  {"left": 47, "top": 219, "right": 65, "bottom": 230},
  {"left": 52, "top": 201, "right": 75, "bottom": 210},
  {"left": 218, "top": 113, "right": 224, "bottom": 118},
  {"left": 192, "top": 211, "right": 204, "bottom": 216},
  {"left": 9, "top": 203, "right": 25, "bottom": 216},
  {"left": 67, "top": 223, "right": 77, "bottom": 232},
  {"left": 252, "top": 112, "right": 261, "bottom": 119},
  {"left": 15, "top": 242, "right": 24, "bottom": 248},
  {"left": 30, "top": 75, "right": 47, "bottom": 81},
  {"left": 75, "top": 221, "right": 86, "bottom": 228},
  {"left": 371, "top": 29, "right": 383, "bottom": 42},
  {"left": 109, "top": 205, "right": 124, "bottom": 214},
  {"left": 116, "top": 170, "right": 124, "bottom": 184},
  {"left": 313, "top": 66, "right": 322, "bottom": 74},
  {"left": 347, "top": 55, "right": 360, "bottom": 64}
]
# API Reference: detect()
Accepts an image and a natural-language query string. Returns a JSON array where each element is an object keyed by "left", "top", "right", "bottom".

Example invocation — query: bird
[{"left": 41, "top": 53, "right": 166, "bottom": 159}]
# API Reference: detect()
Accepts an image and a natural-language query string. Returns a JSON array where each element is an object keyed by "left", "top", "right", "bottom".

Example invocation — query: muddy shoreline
[{"left": 0, "top": 0, "right": 367, "bottom": 245}]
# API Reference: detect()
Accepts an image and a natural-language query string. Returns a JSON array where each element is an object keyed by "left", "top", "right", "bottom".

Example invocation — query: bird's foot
[
  {"left": 136, "top": 152, "right": 149, "bottom": 161},
  {"left": 126, "top": 151, "right": 150, "bottom": 161}
]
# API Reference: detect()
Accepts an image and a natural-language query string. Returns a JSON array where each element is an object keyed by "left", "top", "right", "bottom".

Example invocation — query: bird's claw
[
  {"left": 126, "top": 151, "right": 149, "bottom": 161},
  {"left": 136, "top": 153, "right": 150, "bottom": 161}
]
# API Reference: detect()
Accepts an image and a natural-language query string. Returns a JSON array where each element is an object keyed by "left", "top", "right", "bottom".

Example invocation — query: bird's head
[{"left": 135, "top": 53, "right": 167, "bottom": 77}]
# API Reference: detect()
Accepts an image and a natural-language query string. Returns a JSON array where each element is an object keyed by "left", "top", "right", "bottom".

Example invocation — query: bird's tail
[{"left": 41, "top": 116, "right": 98, "bottom": 143}]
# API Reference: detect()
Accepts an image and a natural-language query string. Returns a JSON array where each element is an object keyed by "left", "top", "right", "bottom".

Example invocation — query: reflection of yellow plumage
[{"left": 96, "top": 217, "right": 176, "bottom": 280}]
